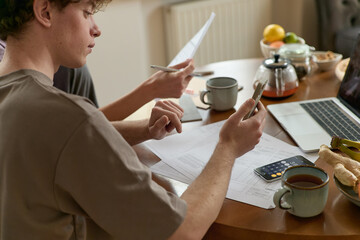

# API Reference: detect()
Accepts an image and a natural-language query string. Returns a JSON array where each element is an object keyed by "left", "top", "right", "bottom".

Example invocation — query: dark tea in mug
[
  {"left": 273, "top": 166, "right": 329, "bottom": 217},
  {"left": 287, "top": 174, "right": 324, "bottom": 188}
]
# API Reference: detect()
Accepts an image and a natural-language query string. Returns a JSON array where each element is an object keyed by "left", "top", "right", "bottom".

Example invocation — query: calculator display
[{"left": 254, "top": 155, "right": 315, "bottom": 182}]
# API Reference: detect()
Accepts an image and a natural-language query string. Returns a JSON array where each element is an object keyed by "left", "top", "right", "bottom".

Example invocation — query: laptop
[{"left": 267, "top": 36, "right": 360, "bottom": 152}]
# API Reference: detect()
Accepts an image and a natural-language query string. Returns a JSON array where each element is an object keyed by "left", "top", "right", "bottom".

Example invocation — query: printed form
[
  {"left": 168, "top": 12, "right": 216, "bottom": 66},
  {"left": 145, "top": 121, "right": 317, "bottom": 209}
]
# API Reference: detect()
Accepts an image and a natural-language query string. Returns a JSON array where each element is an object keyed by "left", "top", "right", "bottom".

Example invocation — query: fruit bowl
[
  {"left": 334, "top": 175, "right": 360, "bottom": 207},
  {"left": 260, "top": 37, "right": 305, "bottom": 58},
  {"left": 312, "top": 51, "right": 343, "bottom": 72}
]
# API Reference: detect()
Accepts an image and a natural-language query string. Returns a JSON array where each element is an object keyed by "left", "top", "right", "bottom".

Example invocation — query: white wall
[
  {"left": 87, "top": 0, "right": 318, "bottom": 107},
  {"left": 272, "top": 0, "right": 318, "bottom": 49},
  {"left": 87, "top": 0, "right": 147, "bottom": 107}
]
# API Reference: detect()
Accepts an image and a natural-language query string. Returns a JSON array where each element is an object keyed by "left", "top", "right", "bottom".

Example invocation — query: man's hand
[
  {"left": 219, "top": 98, "right": 267, "bottom": 158},
  {"left": 148, "top": 100, "right": 184, "bottom": 140}
]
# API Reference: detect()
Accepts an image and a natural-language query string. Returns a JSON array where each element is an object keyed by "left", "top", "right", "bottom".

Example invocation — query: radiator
[{"left": 164, "top": 0, "right": 272, "bottom": 66}]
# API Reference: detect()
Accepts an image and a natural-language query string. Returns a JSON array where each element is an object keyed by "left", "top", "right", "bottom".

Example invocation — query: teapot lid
[
  {"left": 278, "top": 43, "right": 311, "bottom": 58},
  {"left": 263, "top": 54, "right": 289, "bottom": 69}
]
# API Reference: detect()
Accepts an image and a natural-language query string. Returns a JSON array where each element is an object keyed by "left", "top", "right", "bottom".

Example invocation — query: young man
[
  {"left": 0, "top": 1, "right": 266, "bottom": 239},
  {"left": 0, "top": 26, "right": 193, "bottom": 120}
]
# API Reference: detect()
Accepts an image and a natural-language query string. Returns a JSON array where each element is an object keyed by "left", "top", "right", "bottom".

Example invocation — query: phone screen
[
  {"left": 243, "top": 79, "right": 268, "bottom": 120},
  {"left": 254, "top": 155, "right": 315, "bottom": 182}
]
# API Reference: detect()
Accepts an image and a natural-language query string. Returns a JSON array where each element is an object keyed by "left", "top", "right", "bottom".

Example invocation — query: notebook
[{"left": 267, "top": 35, "right": 360, "bottom": 152}]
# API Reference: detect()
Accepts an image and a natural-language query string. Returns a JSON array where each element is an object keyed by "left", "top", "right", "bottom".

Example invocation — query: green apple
[{"left": 284, "top": 32, "right": 298, "bottom": 43}]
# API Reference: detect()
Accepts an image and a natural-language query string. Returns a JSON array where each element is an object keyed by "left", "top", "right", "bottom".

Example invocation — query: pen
[{"left": 150, "top": 65, "right": 214, "bottom": 77}]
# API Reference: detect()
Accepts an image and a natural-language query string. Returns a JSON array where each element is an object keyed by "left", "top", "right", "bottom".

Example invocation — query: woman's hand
[{"left": 146, "top": 59, "right": 195, "bottom": 99}]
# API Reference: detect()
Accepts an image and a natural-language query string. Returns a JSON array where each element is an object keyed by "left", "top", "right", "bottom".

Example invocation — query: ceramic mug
[
  {"left": 273, "top": 165, "right": 329, "bottom": 218},
  {"left": 200, "top": 77, "right": 238, "bottom": 111}
]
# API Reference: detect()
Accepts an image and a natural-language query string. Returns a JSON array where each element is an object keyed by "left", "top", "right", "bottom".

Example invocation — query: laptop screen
[{"left": 338, "top": 34, "right": 360, "bottom": 117}]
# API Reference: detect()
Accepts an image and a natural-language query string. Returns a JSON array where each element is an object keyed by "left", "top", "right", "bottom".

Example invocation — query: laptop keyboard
[{"left": 300, "top": 100, "right": 360, "bottom": 141}]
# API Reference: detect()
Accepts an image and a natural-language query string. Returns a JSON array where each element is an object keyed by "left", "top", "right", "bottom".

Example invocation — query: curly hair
[{"left": 0, "top": 0, "right": 111, "bottom": 40}]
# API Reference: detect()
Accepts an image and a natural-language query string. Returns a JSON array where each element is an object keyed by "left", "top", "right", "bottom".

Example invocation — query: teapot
[
  {"left": 254, "top": 54, "right": 299, "bottom": 98},
  {"left": 278, "top": 43, "right": 315, "bottom": 80}
]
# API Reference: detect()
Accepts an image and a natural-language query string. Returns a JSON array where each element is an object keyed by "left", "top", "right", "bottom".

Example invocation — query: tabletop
[{"left": 133, "top": 58, "right": 360, "bottom": 240}]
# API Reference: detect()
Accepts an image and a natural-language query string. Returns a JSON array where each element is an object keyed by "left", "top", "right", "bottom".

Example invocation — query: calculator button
[
  {"left": 276, "top": 172, "right": 282, "bottom": 176},
  {"left": 271, "top": 174, "right": 277, "bottom": 178}
]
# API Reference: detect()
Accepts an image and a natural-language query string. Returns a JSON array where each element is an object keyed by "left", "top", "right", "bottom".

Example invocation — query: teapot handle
[{"left": 275, "top": 68, "right": 285, "bottom": 97}]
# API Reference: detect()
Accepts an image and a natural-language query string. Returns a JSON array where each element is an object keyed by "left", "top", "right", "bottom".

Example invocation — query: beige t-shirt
[{"left": 0, "top": 70, "right": 187, "bottom": 240}]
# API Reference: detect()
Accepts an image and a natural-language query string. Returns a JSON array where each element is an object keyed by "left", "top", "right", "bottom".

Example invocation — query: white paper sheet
[
  {"left": 168, "top": 12, "right": 216, "bottom": 67},
  {"left": 151, "top": 161, "right": 192, "bottom": 184},
  {"left": 146, "top": 121, "right": 318, "bottom": 209}
]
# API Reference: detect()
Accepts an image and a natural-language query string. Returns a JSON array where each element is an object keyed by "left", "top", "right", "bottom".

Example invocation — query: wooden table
[{"left": 134, "top": 58, "right": 360, "bottom": 240}]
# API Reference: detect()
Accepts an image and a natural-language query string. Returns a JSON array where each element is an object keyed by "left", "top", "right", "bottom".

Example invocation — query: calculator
[{"left": 254, "top": 155, "right": 315, "bottom": 182}]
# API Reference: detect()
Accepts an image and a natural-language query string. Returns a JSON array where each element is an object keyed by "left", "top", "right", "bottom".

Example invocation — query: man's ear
[{"left": 33, "top": 0, "right": 53, "bottom": 28}]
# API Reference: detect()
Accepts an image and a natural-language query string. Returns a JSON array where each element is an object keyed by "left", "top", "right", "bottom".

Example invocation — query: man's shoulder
[{"left": 3, "top": 69, "right": 99, "bottom": 124}]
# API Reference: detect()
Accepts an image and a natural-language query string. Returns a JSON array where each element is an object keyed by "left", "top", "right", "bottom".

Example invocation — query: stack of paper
[{"left": 145, "top": 121, "right": 317, "bottom": 209}]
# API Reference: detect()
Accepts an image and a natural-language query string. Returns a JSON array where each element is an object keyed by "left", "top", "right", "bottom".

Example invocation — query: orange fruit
[
  {"left": 269, "top": 41, "right": 285, "bottom": 48},
  {"left": 263, "top": 24, "right": 285, "bottom": 43}
]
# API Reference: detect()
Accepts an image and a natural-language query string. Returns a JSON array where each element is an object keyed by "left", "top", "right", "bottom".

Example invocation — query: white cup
[{"left": 200, "top": 77, "right": 238, "bottom": 111}]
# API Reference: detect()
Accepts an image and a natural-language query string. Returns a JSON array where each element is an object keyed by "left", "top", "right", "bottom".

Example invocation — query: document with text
[
  {"left": 168, "top": 12, "right": 216, "bottom": 66},
  {"left": 145, "top": 121, "right": 317, "bottom": 209}
]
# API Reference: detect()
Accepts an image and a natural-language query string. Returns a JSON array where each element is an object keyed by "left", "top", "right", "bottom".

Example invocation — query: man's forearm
[{"left": 168, "top": 143, "right": 236, "bottom": 240}]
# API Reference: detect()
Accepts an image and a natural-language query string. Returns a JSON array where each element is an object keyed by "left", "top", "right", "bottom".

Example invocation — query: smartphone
[
  {"left": 243, "top": 79, "right": 268, "bottom": 120},
  {"left": 254, "top": 155, "right": 315, "bottom": 182}
]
